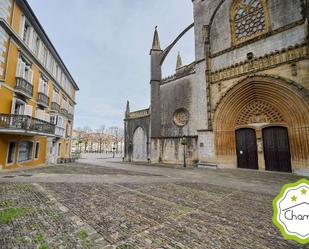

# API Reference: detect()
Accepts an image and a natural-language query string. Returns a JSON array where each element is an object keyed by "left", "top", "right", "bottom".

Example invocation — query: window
[
  {"left": 14, "top": 99, "right": 25, "bottom": 115},
  {"left": 16, "top": 57, "right": 33, "bottom": 84},
  {"left": 58, "top": 143, "right": 61, "bottom": 156},
  {"left": 43, "top": 47, "right": 48, "bottom": 67},
  {"left": 34, "top": 142, "right": 40, "bottom": 159},
  {"left": 23, "top": 22, "right": 30, "bottom": 44},
  {"left": 7, "top": 142, "right": 16, "bottom": 165},
  {"left": 66, "top": 143, "right": 69, "bottom": 157},
  {"left": 38, "top": 76, "right": 49, "bottom": 95},
  {"left": 50, "top": 115, "right": 57, "bottom": 125},
  {"left": 35, "top": 37, "right": 40, "bottom": 56},
  {"left": 231, "top": 0, "right": 269, "bottom": 45},
  {"left": 18, "top": 141, "right": 34, "bottom": 162}
]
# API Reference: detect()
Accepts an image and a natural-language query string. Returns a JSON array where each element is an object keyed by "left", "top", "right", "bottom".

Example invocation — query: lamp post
[
  {"left": 112, "top": 146, "right": 116, "bottom": 158},
  {"left": 181, "top": 136, "right": 187, "bottom": 168}
]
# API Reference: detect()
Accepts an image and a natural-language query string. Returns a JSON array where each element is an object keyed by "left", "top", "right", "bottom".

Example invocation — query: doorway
[
  {"left": 236, "top": 128, "right": 259, "bottom": 169},
  {"left": 263, "top": 126, "right": 292, "bottom": 172}
]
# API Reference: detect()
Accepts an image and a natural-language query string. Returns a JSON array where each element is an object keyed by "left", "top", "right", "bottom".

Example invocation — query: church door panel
[
  {"left": 263, "top": 126, "right": 292, "bottom": 172},
  {"left": 236, "top": 128, "right": 258, "bottom": 169}
]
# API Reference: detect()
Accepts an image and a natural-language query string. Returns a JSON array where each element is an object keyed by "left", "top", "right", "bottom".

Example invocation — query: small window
[
  {"left": 34, "top": 142, "right": 40, "bottom": 160},
  {"left": 7, "top": 142, "right": 16, "bottom": 164},
  {"left": 66, "top": 143, "right": 69, "bottom": 157},
  {"left": 58, "top": 143, "right": 61, "bottom": 156},
  {"left": 18, "top": 141, "right": 34, "bottom": 162}
]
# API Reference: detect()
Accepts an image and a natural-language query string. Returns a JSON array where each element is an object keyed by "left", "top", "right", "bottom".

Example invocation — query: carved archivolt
[
  {"left": 230, "top": 0, "right": 270, "bottom": 45},
  {"left": 236, "top": 100, "right": 284, "bottom": 126},
  {"left": 213, "top": 76, "right": 309, "bottom": 166}
]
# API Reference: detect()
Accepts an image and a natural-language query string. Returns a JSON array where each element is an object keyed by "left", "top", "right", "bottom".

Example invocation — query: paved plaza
[{"left": 0, "top": 158, "right": 308, "bottom": 249}]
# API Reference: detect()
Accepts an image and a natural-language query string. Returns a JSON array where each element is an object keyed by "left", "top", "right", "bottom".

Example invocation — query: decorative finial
[
  {"left": 152, "top": 26, "right": 161, "bottom": 50},
  {"left": 176, "top": 52, "right": 183, "bottom": 69}
]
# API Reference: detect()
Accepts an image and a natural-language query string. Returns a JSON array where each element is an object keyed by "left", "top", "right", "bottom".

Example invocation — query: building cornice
[
  {"left": 15, "top": 0, "right": 79, "bottom": 91},
  {"left": 0, "top": 18, "right": 77, "bottom": 105}
]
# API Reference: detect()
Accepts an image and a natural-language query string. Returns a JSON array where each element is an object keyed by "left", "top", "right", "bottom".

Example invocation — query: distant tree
[
  {"left": 95, "top": 125, "right": 106, "bottom": 153},
  {"left": 108, "top": 127, "right": 124, "bottom": 153}
]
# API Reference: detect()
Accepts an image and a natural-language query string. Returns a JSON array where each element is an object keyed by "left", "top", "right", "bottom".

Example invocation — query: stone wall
[
  {"left": 151, "top": 136, "right": 198, "bottom": 165},
  {"left": 160, "top": 73, "right": 195, "bottom": 137}
]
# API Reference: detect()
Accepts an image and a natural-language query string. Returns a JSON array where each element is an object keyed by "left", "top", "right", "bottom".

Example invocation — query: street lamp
[
  {"left": 112, "top": 146, "right": 116, "bottom": 158},
  {"left": 181, "top": 136, "right": 187, "bottom": 168}
]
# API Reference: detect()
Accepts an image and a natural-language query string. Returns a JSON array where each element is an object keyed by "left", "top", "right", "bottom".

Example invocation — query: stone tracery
[{"left": 231, "top": 0, "right": 269, "bottom": 44}]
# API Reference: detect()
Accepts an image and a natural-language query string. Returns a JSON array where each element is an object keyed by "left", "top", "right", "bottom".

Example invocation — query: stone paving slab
[
  {"left": 0, "top": 183, "right": 108, "bottom": 249},
  {"left": 2, "top": 163, "right": 162, "bottom": 177},
  {"left": 0, "top": 162, "right": 308, "bottom": 249}
]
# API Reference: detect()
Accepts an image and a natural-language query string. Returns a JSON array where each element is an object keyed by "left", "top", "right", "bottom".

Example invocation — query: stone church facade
[{"left": 124, "top": 0, "right": 309, "bottom": 174}]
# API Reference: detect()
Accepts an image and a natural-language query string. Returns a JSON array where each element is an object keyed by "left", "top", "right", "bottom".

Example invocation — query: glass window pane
[{"left": 7, "top": 142, "right": 16, "bottom": 164}]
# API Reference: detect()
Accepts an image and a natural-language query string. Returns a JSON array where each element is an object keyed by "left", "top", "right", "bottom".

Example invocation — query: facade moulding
[
  {"left": 210, "top": 43, "right": 308, "bottom": 83},
  {"left": 0, "top": 18, "right": 77, "bottom": 105},
  {"left": 210, "top": 20, "right": 306, "bottom": 58}
]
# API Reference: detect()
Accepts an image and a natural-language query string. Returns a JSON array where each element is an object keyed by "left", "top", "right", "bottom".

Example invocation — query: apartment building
[{"left": 0, "top": 0, "right": 79, "bottom": 169}]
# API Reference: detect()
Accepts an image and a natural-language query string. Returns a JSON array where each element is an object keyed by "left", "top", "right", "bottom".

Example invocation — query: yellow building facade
[{"left": 0, "top": 0, "right": 79, "bottom": 169}]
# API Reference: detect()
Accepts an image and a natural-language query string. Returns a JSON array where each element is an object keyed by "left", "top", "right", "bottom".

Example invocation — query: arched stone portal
[
  {"left": 132, "top": 127, "right": 147, "bottom": 161},
  {"left": 213, "top": 75, "right": 309, "bottom": 171}
]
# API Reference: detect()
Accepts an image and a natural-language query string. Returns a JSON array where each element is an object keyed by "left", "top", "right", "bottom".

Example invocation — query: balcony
[
  {"left": 67, "top": 113, "right": 74, "bottom": 120},
  {"left": 37, "top": 93, "right": 49, "bottom": 108},
  {"left": 60, "top": 108, "right": 68, "bottom": 116},
  {"left": 51, "top": 102, "right": 60, "bottom": 112},
  {"left": 0, "top": 114, "right": 55, "bottom": 136},
  {"left": 15, "top": 77, "right": 33, "bottom": 98},
  {"left": 55, "top": 126, "right": 65, "bottom": 138}
]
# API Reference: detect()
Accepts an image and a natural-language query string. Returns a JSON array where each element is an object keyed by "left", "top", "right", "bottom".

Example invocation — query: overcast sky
[{"left": 27, "top": 0, "right": 195, "bottom": 129}]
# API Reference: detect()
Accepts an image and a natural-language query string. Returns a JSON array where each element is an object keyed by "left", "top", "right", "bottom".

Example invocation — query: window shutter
[
  {"left": 24, "top": 104, "right": 33, "bottom": 116},
  {"left": 28, "top": 27, "right": 34, "bottom": 49},
  {"left": 20, "top": 61, "right": 26, "bottom": 79},
  {"left": 11, "top": 97, "right": 16, "bottom": 114},
  {"left": 19, "top": 15, "right": 26, "bottom": 38},
  {"left": 45, "top": 113, "right": 50, "bottom": 122},
  {"left": 28, "top": 69, "right": 33, "bottom": 84},
  {"left": 16, "top": 59, "right": 22, "bottom": 77}
]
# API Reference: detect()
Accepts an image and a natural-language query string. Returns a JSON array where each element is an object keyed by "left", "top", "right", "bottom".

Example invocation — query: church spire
[
  {"left": 152, "top": 26, "right": 161, "bottom": 50},
  {"left": 176, "top": 52, "right": 183, "bottom": 69}
]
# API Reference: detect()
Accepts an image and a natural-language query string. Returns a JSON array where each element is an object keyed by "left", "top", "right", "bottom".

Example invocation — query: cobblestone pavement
[{"left": 0, "top": 160, "right": 308, "bottom": 248}]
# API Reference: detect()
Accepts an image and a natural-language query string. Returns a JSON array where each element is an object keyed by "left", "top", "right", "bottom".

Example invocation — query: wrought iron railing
[
  {"left": 55, "top": 126, "right": 65, "bottom": 137},
  {"left": 37, "top": 93, "right": 49, "bottom": 107},
  {"left": 0, "top": 114, "right": 55, "bottom": 135},
  {"left": 51, "top": 102, "right": 60, "bottom": 112},
  {"left": 15, "top": 77, "right": 33, "bottom": 98},
  {"left": 61, "top": 108, "right": 68, "bottom": 116}
]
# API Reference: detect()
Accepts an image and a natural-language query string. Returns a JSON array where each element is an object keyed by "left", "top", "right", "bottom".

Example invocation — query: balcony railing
[
  {"left": 15, "top": 77, "right": 33, "bottom": 98},
  {"left": 61, "top": 108, "right": 68, "bottom": 116},
  {"left": 67, "top": 113, "right": 73, "bottom": 120},
  {"left": 51, "top": 102, "right": 60, "bottom": 112},
  {"left": 0, "top": 114, "right": 55, "bottom": 135},
  {"left": 55, "top": 126, "right": 65, "bottom": 137},
  {"left": 37, "top": 93, "right": 49, "bottom": 108}
]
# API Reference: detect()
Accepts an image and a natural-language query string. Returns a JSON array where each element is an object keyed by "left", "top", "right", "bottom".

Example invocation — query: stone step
[{"left": 197, "top": 162, "right": 218, "bottom": 169}]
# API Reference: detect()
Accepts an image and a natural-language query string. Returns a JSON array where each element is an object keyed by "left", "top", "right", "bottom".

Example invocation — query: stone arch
[
  {"left": 213, "top": 75, "right": 309, "bottom": 168},
  {"left": 132, "top": 126, "right": 147, "bottom": 161}
]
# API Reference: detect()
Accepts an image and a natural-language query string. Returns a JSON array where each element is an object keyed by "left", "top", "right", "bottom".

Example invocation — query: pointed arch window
[{"left": 231, "top": 0, "right": 270, "bottom": 45}]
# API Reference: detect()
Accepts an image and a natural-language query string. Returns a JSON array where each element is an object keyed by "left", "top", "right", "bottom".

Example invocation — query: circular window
[{"left": 173, "top": 108, "right": 189, "bottom": 127}]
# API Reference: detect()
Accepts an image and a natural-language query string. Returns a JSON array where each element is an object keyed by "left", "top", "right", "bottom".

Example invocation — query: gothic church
[{"left": 124, "top": 0, "right": 309, "bottom": 174}]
